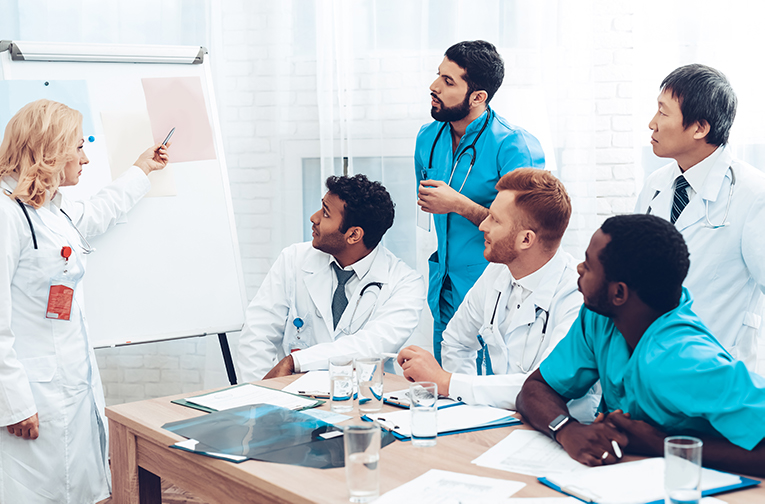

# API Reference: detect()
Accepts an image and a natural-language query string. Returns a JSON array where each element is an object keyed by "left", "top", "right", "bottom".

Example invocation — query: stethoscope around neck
[
  {"left": 292, "top": 281, "right": 384, "bottom": 335},
  {"left": 646, "top": 165, "right": 736, "bottom": 229},
  {"left": 426, "top": 107, "right": 492, "bottom": 193},
  {"left": 486, "top": 289, "right": 549, "bottom": 374},
  {"left": 6, "top": 190, "right": 95, "bottom": 253}
]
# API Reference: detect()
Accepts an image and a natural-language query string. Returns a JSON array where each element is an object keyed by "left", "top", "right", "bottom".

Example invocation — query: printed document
[
  {"left": 184, "top": 383, "right": 319, "bottom": 411},
  {"left": 375, "top": 469, "right": 525, "bottom": 503}
]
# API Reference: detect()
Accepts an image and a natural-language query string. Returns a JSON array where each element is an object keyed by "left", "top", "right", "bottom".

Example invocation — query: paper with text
[
  {"left": 184, "top": 384, "right": 318, "bottom": 411},
  {"left": 375, "top": 469, "right": 525, "bottom": 504},
  {"left": 472, "top": 430, "right": 588, "bottom": 477},
  {"left": 368, "top": 403, "right": 515, "bottom": 437}
]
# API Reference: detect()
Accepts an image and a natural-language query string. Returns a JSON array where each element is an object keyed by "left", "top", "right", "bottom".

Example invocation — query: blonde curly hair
[{"left": 0, "top": 99, "right": 83, "bottom": 209}]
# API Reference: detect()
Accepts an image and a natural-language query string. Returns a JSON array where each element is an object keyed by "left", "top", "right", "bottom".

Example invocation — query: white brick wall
[{"left": 96, "top": 1, "right": 642, "bottom": 405}]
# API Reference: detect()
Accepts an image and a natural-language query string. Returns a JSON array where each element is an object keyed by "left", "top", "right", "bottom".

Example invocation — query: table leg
[{"left": 109, "top": 419, "right": 162, "bottom": 504}]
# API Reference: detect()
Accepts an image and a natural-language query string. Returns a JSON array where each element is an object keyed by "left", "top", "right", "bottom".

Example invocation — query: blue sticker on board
[{"left": 0, "top": 80, "right": 96, "bottom": 139}]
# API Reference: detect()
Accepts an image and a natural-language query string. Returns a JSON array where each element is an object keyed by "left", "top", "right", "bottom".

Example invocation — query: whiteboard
[{"left": 0, "top": 43, "right": 247, "bottom": 348}]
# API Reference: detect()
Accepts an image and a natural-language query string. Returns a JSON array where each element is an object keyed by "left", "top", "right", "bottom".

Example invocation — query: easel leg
[{"left": 218, "top": 332, "right": 238, "bottom": 385}]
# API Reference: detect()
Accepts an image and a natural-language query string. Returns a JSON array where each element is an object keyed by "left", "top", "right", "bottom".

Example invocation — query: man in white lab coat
[
  {"left": 398, "top": 169, "right": 596, "bottom": 417},
  {"left": 635, "top": 64, "right": 765, "bottom": 371},
  {"left": 237, "top": 174, "right": 425, "bottom": 382}
]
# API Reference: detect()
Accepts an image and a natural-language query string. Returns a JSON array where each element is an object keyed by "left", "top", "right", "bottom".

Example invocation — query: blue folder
[{"left": 539, "top": 472, "right": 760, "bottom": 503}]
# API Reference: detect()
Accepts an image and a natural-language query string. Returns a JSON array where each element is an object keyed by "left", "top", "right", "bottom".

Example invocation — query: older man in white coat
[
  {"left": 636, "top": 64, "right": 765, "bottom": 371},
  {"left": 237, "top": 174, "right": 425, "bottom": 381},
  {"left": 398, "top": 169, "right": 597, "bottom": 418}
]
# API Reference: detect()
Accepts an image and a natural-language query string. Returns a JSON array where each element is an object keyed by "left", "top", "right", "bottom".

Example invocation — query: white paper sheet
[
  {"left": 472, "top": 430, "right": 588, "bottom": 477},
  {"left": 281, "top": 371, "right": 331, "bottom": 397},
  {"left": 375, "top": 469, "right": 525, "bottom": 504},
  {"left": 383, "top": 388, "right": 460, "bottom": 409},
  {"left": 503, "top": 499, "right": 581, "bottom": 504},
  {"left": 184, "top": 384, "right": 319, "bottom": 411},
  {"left": 543, "top": 458, "right": 742, "bottom": 504},
  {"left": 367, "top": 404, "right": 516, "bottom": 437}
]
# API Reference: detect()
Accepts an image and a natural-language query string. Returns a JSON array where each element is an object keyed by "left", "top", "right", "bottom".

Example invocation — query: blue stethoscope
[
  {"left": 426, "top": 107, "right": 493, "bottom": 193},
  {"left": 292, "top": 281, "right": 384, "bottom": 334}
]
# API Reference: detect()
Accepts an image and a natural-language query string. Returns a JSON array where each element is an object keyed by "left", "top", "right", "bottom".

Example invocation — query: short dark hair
[
  {"left": 661, "top": 64, "right": 737, "bottom": 146},
  {"left": 325, "top": 174, "right": 394, "bottom": 249},
  {"left": 599, "top": 214, "right": 690, "bottom": 313},
  {"left": 444, "top": 40, "right": 504, "bottom": 103}
]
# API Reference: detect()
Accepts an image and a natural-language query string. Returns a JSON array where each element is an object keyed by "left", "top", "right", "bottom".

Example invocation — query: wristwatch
[{"left": 548, "top": 414, "right": 570, "bottom": 443}]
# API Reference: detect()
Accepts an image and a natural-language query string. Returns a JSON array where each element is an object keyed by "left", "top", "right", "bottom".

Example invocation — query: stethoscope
[
  {"left": 426, "top": 107, "right": 492, "bottom": 193},
  {"left": 487, "top": 290, "right": 549, "bottom": 374},
  {"left": 646, "top": 165, "right": 736, "bottom": 229},
  {"left": 292, "top": 281, "right": 384, "bottom": 334},
  {"left": 7, "top": 191, "right": 95, "bottom": 253}
]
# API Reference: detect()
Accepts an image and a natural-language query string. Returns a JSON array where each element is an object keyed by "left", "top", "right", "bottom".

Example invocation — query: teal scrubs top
[
  {"left": 414, "top": 108, "right": 545, "bottom": 324},
  {"left": 540, "top": 288, "right": 765, "bottom": 450}
]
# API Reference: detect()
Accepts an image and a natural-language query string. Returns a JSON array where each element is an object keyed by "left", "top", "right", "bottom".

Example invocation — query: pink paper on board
[{"left": 142, "top": 76, "right": 216, "bottom": 162}]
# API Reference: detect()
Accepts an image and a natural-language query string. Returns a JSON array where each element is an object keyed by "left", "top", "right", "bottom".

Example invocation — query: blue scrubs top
[
  {"left": 540, "top": 288, "right": 765, "bottom": 450},
  {"left": 414, "top": 108, "right": 545, "bottom": 322}
]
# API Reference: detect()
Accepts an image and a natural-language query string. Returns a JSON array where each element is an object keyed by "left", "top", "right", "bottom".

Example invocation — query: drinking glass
[
  {"left": 409, "top": 381, "right": 437, "bottom": 447},
  {"left": 344, "top": 423, "right": 380, "bottom": 503},
  {"left": 329, "top": 356, "right": 354, "bottom": 413},
  {"left": 664, "top": 436, "right": 703, "bottom": 504},
  {"left": 356, "top": 357, "right": 383, "bottom": 413}
]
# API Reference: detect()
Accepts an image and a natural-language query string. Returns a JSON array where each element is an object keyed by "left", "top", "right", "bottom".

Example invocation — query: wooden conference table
[{"left": 106, "top": 374, "right": 764, "bottom": 504}]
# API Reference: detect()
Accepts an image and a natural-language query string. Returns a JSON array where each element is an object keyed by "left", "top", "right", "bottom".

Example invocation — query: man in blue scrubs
[
  {"left": 415, "top": 40, "right": 545, "bottom": 364},
  {"left": 517, "top": 214, "right": 765, "bottom": 476}
]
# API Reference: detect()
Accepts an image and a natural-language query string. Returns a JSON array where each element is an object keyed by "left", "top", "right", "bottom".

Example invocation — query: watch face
[{"left": 549, "top": 414, "right": 568, "bottom": 431}]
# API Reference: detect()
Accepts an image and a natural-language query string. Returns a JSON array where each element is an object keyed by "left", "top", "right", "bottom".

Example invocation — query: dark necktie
[
  {"left": 670, "top": 175, "right": 690, "bottom": 224},
  {"left": 331, "top": 263, "right": 355, "bottom": 329}
]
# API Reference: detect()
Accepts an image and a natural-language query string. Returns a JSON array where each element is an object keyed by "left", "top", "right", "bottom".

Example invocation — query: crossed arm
[{"left": 517, "top": 369, "right": 765, "bottom": 477}]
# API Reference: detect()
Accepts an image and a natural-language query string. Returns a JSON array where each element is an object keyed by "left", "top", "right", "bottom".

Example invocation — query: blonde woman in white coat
[{"left": 0, "top": 99, "right": 169, "bottom": 504}]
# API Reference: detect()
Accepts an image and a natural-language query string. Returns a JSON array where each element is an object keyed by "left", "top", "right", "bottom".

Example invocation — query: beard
[
  {"left": 483, "top": 227, "right": 520, "bottom": 265},
  {"left": 583, "top": 280, "right": 614, "bottom": 317},
  {"left": 312, "top": 228, "right": 347, "bottom": 257},
  {"left": 431, "top": 90, "right": 471, "bottom": 123}
]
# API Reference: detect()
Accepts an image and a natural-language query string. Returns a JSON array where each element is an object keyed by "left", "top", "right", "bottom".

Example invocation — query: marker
[
  {"left": 611, "top": 439, "right": 623, "bottom": 459},
  {"left": 162, "top": 127, "right": 175, "bottom": 146}
]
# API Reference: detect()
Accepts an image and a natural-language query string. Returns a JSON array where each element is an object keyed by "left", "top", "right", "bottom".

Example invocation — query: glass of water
[
  {"left": 356, "top": 357, "right": 383, "bottom": 413},
  {"left": 329, "top": 356, "right": 354, "bottom": 413},
  {"left": 344, "top": 423, "right": 380, "bottom": 503},
  {"left": 409, "top": 381, "right": 437, "bottom": 447},
  {"left": 664, "top": 436, "right": 703, "bottom": 504}
]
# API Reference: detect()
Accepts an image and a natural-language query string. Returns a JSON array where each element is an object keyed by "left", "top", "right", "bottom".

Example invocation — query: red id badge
[{"left": 46, "top": 279, "right": 75, "bottom": 320}]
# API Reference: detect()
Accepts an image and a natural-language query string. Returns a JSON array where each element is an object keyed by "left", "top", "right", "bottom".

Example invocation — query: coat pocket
[{"left": 19, "top": 355, "right": 57, "bottom": 382}]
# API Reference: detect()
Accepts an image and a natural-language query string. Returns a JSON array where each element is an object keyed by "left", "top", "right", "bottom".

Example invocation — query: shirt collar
[
  {"left": 676, "top": 145, "right": 724, "bottom": 193},
  {"left": 509, "top": 248, "right": 559, "bottom": 295},
  {"left": 329, "top": 245, "right": 379, "bottom": 280}
]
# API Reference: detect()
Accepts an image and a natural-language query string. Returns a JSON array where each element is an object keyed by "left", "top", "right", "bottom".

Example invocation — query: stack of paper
[
  {"left": 364, "top": 404, "right": 519, "bottom": 440},
  {"left": 176, "top": 383, "right": 321, "bottom": 412},
  {"left": 540, "top": 458, "right": 751, "bottom": 504}
]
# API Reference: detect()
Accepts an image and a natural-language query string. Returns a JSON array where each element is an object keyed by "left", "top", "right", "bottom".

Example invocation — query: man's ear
[
  {"left": 610, "top": 282, "right": 629, "bottom": 307},
  {"left": 346, "top": 226, "right": 365, "bottom": 246},
  {"left": 470, "top": 90, "right": 488, "bottom": 109},
  {"left": 692, "top": 120, "right": 711, "bottom": 141},
  {"left": 516, "top": 229, "right": 537, "bottom": 251}
]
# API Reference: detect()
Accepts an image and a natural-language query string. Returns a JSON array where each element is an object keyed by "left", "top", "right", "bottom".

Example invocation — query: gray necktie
[
  {"left": 332, "top": 263, "right": 355, "bottom": 329},
  {"left": 671, "top": 175, "right": 690, "bottom": 224}
]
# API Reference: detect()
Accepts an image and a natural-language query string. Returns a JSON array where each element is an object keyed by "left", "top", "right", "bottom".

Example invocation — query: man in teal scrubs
[
  {"left": 517, "top": 214, "right": 765, "bottom": 476},
  {"left": 415, "top": 40, "right": 545, "bottom": 364}
]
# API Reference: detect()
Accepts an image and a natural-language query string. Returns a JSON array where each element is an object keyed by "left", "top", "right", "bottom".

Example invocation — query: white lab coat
[
  {"left": 635, "top": 146, "right": 765, "bottom": 370},
  {"left": 237, "top": 242, "right": 425, "bottom": 382},
  {"left": 0, "top": 167, "right": 150, "bottom": 504},
  {"left": 442, "top": 249, "right": 599, "bottom": 419}
]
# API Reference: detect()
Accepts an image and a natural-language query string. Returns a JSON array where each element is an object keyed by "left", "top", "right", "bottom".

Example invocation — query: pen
[
  {"left": 375, "top": 417, "right": 400, "bottom": 430},
  {"left": 297, "top": 390, "right": 330, "bottom": 399},
  {"left": 162, "top": 127, "right": 175, "bottom": 146}
]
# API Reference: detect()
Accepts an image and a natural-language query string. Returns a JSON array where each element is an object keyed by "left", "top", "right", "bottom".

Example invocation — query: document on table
[
  {"left": 375, "top": 469, "right": 525, "bottom": 503},
  {"left": 183, "top": 383, "right": 320, "bottom": 411},
  {"left": 281, "top": 370, "right": 331, "bottom": 397},
  {"left": 366, "top": 403, "right": 518, "bottom": 438},
  {"left": 541, "top": 458, "right": 744, "bottom": 504},
  {"left": 472, "top": 430, "right": 588, "bottom": 477},
  {"left": 383, "top": 388, "right": 461, "bottom": 409}
]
